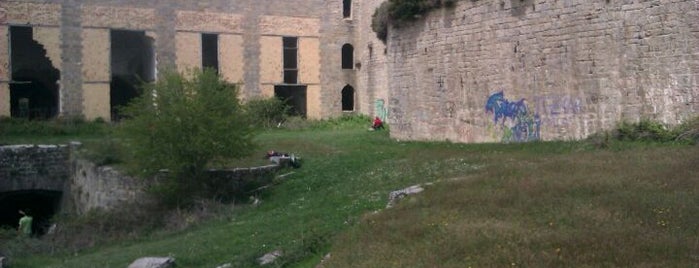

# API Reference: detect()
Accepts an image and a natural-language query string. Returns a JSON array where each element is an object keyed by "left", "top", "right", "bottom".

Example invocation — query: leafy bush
[
  {"left": 117, "top": 69, "right": 257, "bottom": 206},
  {"left": 588, "top": 116, "right": 699, "bottom": 147},
  {"left": 615, "top": 119, "right": 674, "bottom": 142},
  {"left": 372, "top": 0, "right": 461, "bottom": 42},
  {"left": 674, "top": 116, "right": 699, "bottom": 143},
  {"left": 79, "top": 138, "right": 125, "bottom": 166},
  {"left": 244, "top": 97, "right": 290, "bottom": 129},
  {"left": 309, "top": 114, "right": 375, "bottom": 130}
]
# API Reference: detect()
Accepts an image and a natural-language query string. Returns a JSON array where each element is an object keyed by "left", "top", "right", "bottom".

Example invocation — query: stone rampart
[{"left": 387, "top": 0, "right": 699, "bottom": 143}]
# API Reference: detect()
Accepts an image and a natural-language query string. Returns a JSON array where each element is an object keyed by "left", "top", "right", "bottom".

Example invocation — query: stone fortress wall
[
  {"left": 354, "top": 0, "right": 392, "bottom": 121},
  {"left": 387, "top": 0, "right": 699, "bottom": 142}
]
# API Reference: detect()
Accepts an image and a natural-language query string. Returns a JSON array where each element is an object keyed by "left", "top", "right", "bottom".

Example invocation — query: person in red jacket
[{"left": 371, "top": 116, "right": 384, "bottom": 130}]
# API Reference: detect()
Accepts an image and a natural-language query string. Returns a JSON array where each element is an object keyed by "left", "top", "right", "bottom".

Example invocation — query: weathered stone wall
[
  {"left": 67, "top": 161, "right": 282, "bottom": 214},
  {"left": 0, "top": 144, "right": 71, "bottom": 192},
  {"left": 68, "top": 159, "right": 149, "bottom": 214},
  {"left": 355, "top": 0, "right": 391, "bottom": 120},
  {"left": 387, "top": 0, "right": 699, "bottom": 143}
]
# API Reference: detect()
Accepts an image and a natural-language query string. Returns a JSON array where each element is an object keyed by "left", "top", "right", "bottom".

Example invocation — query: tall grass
[
  {"left": 326, "top": 145, "right": 699, "bottom": 267},
  {"left": 3, "top": 117, "right": 698, "bottom": 267}
]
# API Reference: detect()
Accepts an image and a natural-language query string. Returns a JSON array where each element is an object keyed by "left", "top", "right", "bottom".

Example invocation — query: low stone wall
[
  {"left": 1, "top": 143, "right": 284, "bottom": 215},
  {"left": 0, "top": 144, "right": 72, "bottom": 192},
  {"left": 69, "top": 162, "right": 283, "bottom": 214},
  {"left": 68, "top": 159, "right": 151, "bottom": 214}
]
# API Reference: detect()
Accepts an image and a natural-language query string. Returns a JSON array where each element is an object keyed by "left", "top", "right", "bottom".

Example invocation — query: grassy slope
[{"left": 10, "top": 126, "right": 699, "bottom": 267}]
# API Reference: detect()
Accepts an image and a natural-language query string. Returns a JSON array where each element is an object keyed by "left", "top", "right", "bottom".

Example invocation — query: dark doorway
[
  {"left": 342, "top": 44, "right": 354, "bottom": 69},
  {"left": 10, "top": 26, "right": 60, "bottom": 119},
  {"left": 0, "top": 190, "right": 62, "bottom": 236},
  {"left": 342, "top": 85, "right": 354, "bottom": 111},
  {"left": 274, "top": 85, "right": 307, "bottom": 117},
  {"left": 343, "top": 0, "right": 352, "bottom": 18},
  {"left": 110, "top": 30, "right": 156, "bottom": 121},
  {"left": 202, "top": 33, "right": 219, "bottom": 73}
]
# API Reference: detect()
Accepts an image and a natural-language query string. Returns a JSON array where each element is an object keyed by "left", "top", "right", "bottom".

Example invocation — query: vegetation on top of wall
[
  {"left": 0, "top": 117, "right": 108, "bottom": 141},
  {"left": 372, "top": 0, "right": 460, "bottom": 42},
  {"left": 0, "top": 117, "right": 109, "bottom": 145}
]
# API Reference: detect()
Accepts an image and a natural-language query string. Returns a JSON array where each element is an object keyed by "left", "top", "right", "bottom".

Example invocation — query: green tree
[{"left": 118, "top": 69, "right": 256, "bottom": 206}]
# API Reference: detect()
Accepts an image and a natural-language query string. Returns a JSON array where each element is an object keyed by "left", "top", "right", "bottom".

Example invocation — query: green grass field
[{"left": 2, "top": 120, "right": 698, "bottom": 267}]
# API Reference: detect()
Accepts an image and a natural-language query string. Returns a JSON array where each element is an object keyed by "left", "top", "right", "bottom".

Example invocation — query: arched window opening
[
  {"left": 343, "top": 0, "right": 352, "bottom": 18},
  {"left": 342, "top": 85, "right": 355, "bottom": 111},
  {"left": 342, "top": 44, "right": 354, "bottom": 69}
]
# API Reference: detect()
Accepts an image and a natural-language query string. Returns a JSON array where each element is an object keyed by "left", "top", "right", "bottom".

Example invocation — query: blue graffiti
[{"left": 485, "top": 91, "right": 541, "bottom": 142}]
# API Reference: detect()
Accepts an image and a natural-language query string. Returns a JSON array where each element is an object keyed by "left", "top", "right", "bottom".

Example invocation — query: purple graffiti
[
  {"left": 485, "top": 91, "right": 540, "bottom": 142},
  {"left": 485, "top": 91, "right": 528, "bottom": 124}
]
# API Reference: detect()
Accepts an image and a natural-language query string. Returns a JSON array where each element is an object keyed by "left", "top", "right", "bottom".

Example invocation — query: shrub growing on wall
[
  {"left": 372, "top": 0, "right": 460, "bottom": 42},
  {"left": 117, "top": 69, "right": 256, "bottom": 206}
]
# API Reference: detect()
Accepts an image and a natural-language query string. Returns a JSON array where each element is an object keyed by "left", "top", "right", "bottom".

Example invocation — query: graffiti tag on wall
[
  {"left": 485, "top": 91, "right": 541, "bottom": 142},
  {"left": 375, "top": 99, "right": 389, "bottom": 121}
]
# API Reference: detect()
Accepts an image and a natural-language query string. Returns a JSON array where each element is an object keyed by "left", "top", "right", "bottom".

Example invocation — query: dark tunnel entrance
[
  {"left": 0, "top": 190, "right": 62, "bottom": 236},
  {"left": 10, "top": 26, "right": 61, "bottom": 119},
  {"left": 110, "top": 30, "right": 156, "bottom": 121}
]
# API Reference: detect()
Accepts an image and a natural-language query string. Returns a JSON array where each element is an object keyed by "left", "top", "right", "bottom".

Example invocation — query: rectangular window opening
[
  {"left": 282, "top": 36, "right": 298, "bottom": 84},
  {"left": 202, "top": 33, "right": 219, "bottom": 73}
]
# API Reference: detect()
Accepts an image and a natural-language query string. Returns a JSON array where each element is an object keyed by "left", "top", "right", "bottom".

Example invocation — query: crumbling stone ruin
[
  {"left": 1, "top": 0, "right": 697, "bottom": 143},
  {"left": 0, "top": 0, "right": 389, "bottom": 121}
]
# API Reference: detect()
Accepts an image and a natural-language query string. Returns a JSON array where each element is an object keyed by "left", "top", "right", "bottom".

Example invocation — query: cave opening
[{"left": 0, "top": 190, "right": 62, "bottom": 236}]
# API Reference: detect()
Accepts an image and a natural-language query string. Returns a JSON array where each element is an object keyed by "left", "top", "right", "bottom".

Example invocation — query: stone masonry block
[
  {"left": 175, "top": 32, "right": 202, "bottom": 74},
  {"left": 259, "top": 16, "right": 320, "bottom": 37},
  {"left": 298, "top": 37, "right": 321, "bottom": 85},
  {"left": 82, "top": 83, "right": 110, "bottom": 121},
  {"left": 176, "top": 11, "right": 243, "bottom": 34},
  {"left": 0, "top": 83, "right": 8, "bottom": 117},
  {"left": 219, "top": 34, "right": 244, "bottom": 83},
  {"left": 81, "top": 29, "right": 110, "bottom": 82},
  {"left": 82, "top": 5, "right": 155, "bottom": 30},
  {"left": 259, "top": 36, "right": 282, "bottom": 84},
  {"left": 0, "top": 26, "right": 7, "bottom": 81},
  {"left": 1, "top": 2, "right": 61, "bottom": 26}
]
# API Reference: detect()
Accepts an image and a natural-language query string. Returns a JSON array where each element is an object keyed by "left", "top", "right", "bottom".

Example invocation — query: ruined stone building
[
  {"left": 2, "top": 0, "right": 698, "bottom": 143},
  {"left": 0, "top": 0, "right": 389, "bottom": 121}
]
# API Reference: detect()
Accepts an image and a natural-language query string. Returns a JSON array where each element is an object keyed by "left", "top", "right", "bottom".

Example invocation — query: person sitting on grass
[{"left": 371, "top": 116, "right": 384, "bottom": 131}]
